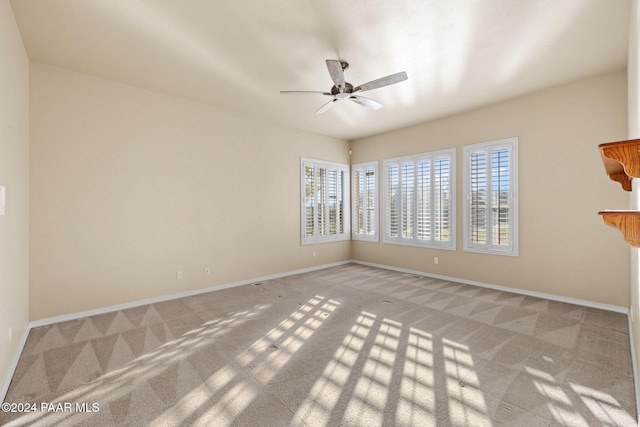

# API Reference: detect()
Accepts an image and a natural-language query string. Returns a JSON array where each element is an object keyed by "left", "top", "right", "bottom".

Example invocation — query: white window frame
[
  {"left": 463, "top": 137, "right": 518, "bottom": 256},
  {"left": 382, "top": 149, "right": 456, "bottom": 250},
  {"left": 351, "top": 161, "right": 379, "bottom": 242},
  {"left": 301, "top": 158, "right": 350, "bottom": 245}
]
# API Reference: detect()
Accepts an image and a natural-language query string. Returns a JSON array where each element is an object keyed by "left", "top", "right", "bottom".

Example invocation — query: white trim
[
  {"left": 0, "top": 260, "right": 352, "bottom": 403},
  {"left": 0, "top": 322, "right": 30, "bottom": 404},
  {"left": 381, "top": 239, "right": 457, "bottom": 251},
  {"left": 351, "top": 260, "right": 628, "bottom": 314}
]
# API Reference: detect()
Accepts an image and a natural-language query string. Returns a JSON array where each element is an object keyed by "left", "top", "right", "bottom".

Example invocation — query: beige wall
[
  {"left": 0, "top": 0, "right": 30, "bottom": 387},
  {"left": 30, "top": 62, "right": 350, "bottom": 320},
  {"left": 27, "top": 64, "right": 632, "bottom": 316},
  {"left": 351, "top": 72, "right": 630, "bottom": 307}
]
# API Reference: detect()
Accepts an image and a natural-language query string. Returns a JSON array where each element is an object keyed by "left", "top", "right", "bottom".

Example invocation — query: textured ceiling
[{"left": 10, "top": 0, "right": 631, "bottom": 140}]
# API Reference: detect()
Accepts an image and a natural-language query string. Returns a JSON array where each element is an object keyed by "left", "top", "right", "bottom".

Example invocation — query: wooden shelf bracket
[
  {"left": 599, "top": 211, "right": 640, "bottom": 248},
  {"left": 599, "top": 139, "right": 640, "bottom": 191}
]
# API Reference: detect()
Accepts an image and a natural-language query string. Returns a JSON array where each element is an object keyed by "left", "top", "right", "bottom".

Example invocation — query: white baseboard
[
  {"left": 351, "top": 260, "right": 629, "bottom": 314},
  {"left": 0, "top": 322, "right": 30, "bottom": 405},
  {"left": 29, "top": 260, "right": 352, "bottom": 328},
  {"left": 0, "top": 260, "right": 351, "bottom": 403}
]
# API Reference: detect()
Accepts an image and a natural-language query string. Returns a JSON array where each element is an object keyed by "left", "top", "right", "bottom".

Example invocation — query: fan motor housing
[{"left": 331, "top": 82, "right": 354, "bottom": 95}]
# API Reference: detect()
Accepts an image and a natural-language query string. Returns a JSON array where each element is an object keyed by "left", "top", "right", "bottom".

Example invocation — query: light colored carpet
[{"left": 1, "top": 263, "right": 637, "bottom": 426}]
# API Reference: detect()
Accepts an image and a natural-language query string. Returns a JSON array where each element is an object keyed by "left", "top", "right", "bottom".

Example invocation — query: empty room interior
[{"left": 2, "top": 0, "right": 640, "bottom": 426}]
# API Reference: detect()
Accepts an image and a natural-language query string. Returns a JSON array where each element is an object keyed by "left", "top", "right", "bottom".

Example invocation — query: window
[
  {"left": 352, "top": 161, "right": 378, "bottom": 241},
  {"left": 382, "top": 149, "right": 456, "bottom": 249},
  {"left": 301, "top": 158, "right": 350, "bottom": 244},
  {"left": 463, "top": 137, "right": 518, "bottom": 256}
]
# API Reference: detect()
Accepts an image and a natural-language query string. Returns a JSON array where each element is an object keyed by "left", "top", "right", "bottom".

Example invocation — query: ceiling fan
[{"left": 281, "top": 60, "right": 408, "bottom": 114}]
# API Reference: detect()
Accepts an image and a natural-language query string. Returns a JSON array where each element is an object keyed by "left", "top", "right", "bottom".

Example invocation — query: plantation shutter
[
  {"left": 387, "top": 164, "right": 400, "bottom": 238},
  {"left": 301, "top": 159, "right": 350, "bottom": 244},
  {"left": 365, "top": 167, "right": 376, "bottom": 236},
  {"left": 491, "top": 149, "right": 510, "bottom": 246},
  {"left": 463, "top": 138, "right": 518, "bottom": 255},
  {"left": 354, "top": 169, "right": 364, "bottom": 234},
  {"left": 352, "top": 162, "right": 378, "bottom": 241},
  {"left": 416, "top": 160, "right": 431, "bottom": 241},
  {"left": 304, "top": 165, "right": 316, "bottom": 238},
  {"left": 382, "top": 149, "right": 455, "bottom": 249},
  {"left": 470, "top": 152, "right": 487, "bottom": 244},
  {"left": 401, "top": 162, "right": 414, "bottom": 239},
  {"left": 434, "top": 157, "right": 450, "bottom": 242}
]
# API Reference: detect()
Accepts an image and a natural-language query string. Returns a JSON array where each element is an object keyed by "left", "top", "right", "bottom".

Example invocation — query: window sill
[{"left": 382, "top": 238, "right": 456, "bottom": 251}]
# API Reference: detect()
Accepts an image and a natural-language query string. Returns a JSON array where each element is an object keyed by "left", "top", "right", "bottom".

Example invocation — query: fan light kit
[{"left": 281, "top": 60, "right": 408, "bottom": 114}]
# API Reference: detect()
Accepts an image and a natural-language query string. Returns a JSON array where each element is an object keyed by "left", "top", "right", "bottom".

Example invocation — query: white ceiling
[{"left": 10, "top": 0, "right": 631, "bottom": 140}]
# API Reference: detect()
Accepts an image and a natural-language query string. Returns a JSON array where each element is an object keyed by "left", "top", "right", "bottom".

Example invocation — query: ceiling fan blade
[
  {"left": 349, "top": 95, "right": 383, "bottom": 110},
  {"left": 354, "top": 71, "right": 408, "bottom": 93},
  {"left": 315, "top": 99, "right": 337, "bottom": 114},
  {"left": 280, "top": 91, "right": 332, "bottom": 96},
  {"left": 326, "top": 60, "right": 345, "bottom": 91}
]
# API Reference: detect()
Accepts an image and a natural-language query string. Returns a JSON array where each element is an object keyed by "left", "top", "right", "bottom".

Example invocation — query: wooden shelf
[
  {"left": 598, "top": 140, "right": 640, "bottom": 247},
  {"left": 599, "top": 211, "right": 640, "bottom": 247},
  {"left": 599, "top": 139, "right": 640, "bottom": 191}
]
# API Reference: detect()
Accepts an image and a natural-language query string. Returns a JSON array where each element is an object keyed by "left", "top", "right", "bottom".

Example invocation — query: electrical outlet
[
  {"left": 177, "top": 270, "right": 183, "bottom": 280},
  {"left": 8, "top": 325, "right": 12, "bottom": 343},
  {"left": 204, "top": 267, "right": 211, "bottom": 276},
  {"left": 434, "top": 257, "right": 439, "bottom": 265},
  {"left": 313, "top": 251, "right": 316, "bottom": 258}
]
